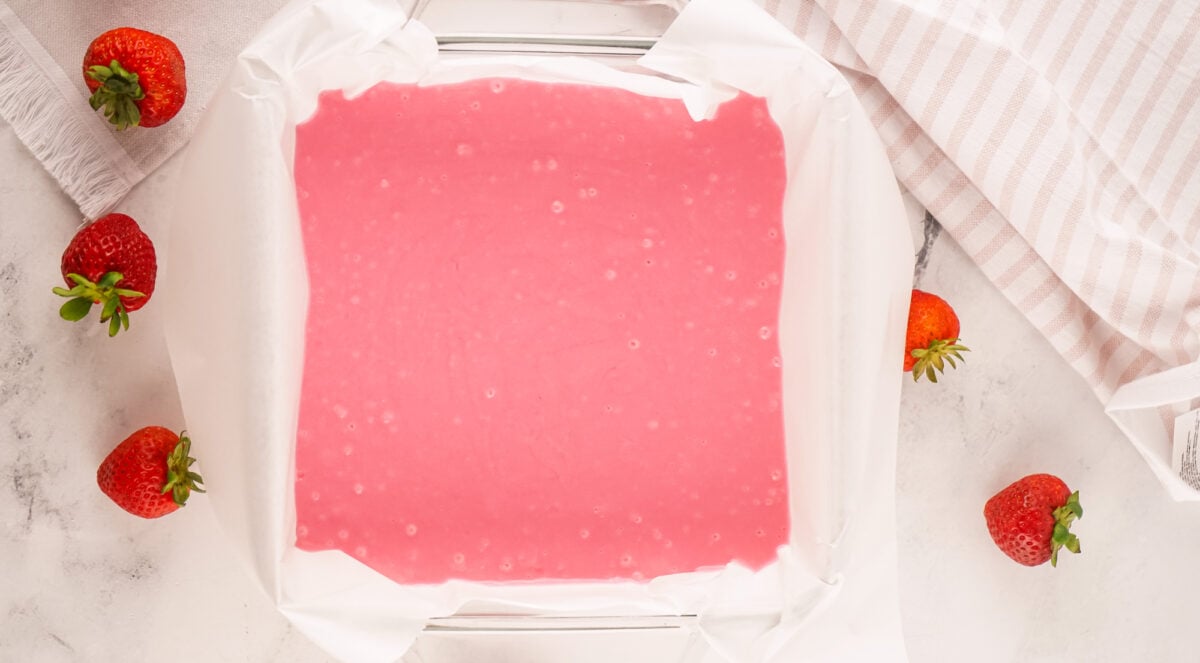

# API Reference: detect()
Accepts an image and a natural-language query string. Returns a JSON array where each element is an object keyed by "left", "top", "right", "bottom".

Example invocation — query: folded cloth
[
  {"left": 760, "top": 0, "right": 1200, "bottom": 499},
  {"left": 0, "top": 0, "right": 291, "bottom": 219}
]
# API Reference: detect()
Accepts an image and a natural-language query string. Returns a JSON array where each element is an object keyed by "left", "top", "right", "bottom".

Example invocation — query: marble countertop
[{"left": 4, "top": 104, "right": 1200, "bottom": 661}]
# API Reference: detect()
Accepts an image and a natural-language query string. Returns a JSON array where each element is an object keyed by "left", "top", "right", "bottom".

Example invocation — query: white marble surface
[
  {"left": 0, "top": 125, "right": 327, "bottom": 662},
  {"left": 5, "top": 65, "right": 1200, "bottom": 663},
  {"left": 898, "top": 212, "right": 1200, "bottom": 662}
]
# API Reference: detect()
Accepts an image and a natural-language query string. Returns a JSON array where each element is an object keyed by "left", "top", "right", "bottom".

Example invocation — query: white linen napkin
[{"left": 0, "top": 0, "right": 291, "bottom": 219}]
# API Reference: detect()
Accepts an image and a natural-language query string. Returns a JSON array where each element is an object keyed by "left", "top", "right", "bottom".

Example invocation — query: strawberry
[
  {"left": 53, "top": 213, "right": 156, "bottom": 337},
  {"left": 984, "top": 474, "right": 1082, "bottom": 567},
  {"left": 905, "top": 288, "right": 969, "bottom": 382},
  {"left": 83, "top": 28, "right": 186, "bottom": 130},
  {"left": 97, "top": 426, "right": 205, "bottom": 519}
]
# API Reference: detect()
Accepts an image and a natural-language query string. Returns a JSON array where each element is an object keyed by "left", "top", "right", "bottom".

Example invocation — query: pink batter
[{"left": 293, "top": 79, "right": 789, "bottom": 584}]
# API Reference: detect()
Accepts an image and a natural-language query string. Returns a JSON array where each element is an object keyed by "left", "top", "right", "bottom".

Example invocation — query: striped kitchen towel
[{"left": 759, "top": 0, "right": 1200, "bottom": 499}]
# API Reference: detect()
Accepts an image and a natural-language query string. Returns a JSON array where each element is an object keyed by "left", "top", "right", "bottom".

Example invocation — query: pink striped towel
[{"left": 758, "top": 0, "right": 1200, "bottom": 499}]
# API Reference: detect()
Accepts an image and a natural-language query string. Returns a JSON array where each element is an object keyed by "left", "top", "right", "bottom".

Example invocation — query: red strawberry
[
  {"left": 53, "top": 213, "right": 156, "bottom": 337},
  {"left": 83, "top": 28, "right": 186, "bottom": 130},
  {"left": 905, "top": 289, "right": 969, "bottom": 382},
  {"left": 97, "top": 426, "right": 205, "bottom": 519},
  {"left": 984, "top": 474, "right": 1082, "bottom": 567}
]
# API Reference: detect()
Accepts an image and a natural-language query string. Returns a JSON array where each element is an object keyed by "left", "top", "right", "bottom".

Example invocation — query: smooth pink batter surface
[{"left": 293, "top": 79, "right": 789, "bottom": 584}]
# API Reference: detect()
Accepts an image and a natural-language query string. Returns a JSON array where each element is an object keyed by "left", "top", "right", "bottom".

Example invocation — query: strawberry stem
[
  {"left": 87, "top": 59, "right": 145, "bottom": 130},
  {"left": 52, "top": 271, "right": 145, "bottom": 337},
  {"left": 162, "top": 433, "right": 205, "bottom": 507},
  {"left": 1049, "top": 491, "right": 1083, "bottom": 567},
  {"left": 911, "top": 338, "right": 970, "bottom": 383}
]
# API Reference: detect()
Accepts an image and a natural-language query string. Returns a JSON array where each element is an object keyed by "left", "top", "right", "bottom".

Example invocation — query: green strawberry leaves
[
  {"left": 58, "top": 296, "right": 93, "bottom": 321},
  {"left": 162, "top": 433, "right": 205, "bottom": 507},
  {"left": 87, "top": 59, "right": 145, "bottom": 130},
  {"left": 911, "top": 338, "right": 971, "bottom": 383},
  {"left": 1049, "top": 491, "right": 1084, "bottom": 567},
  {"left": 52, "top": 271, "right": 145, "bottom": 337}
]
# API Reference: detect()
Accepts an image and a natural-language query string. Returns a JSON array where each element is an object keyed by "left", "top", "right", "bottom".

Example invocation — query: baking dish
[{"left": 163, "top": 0, "right": 913, "bottom": 660}]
